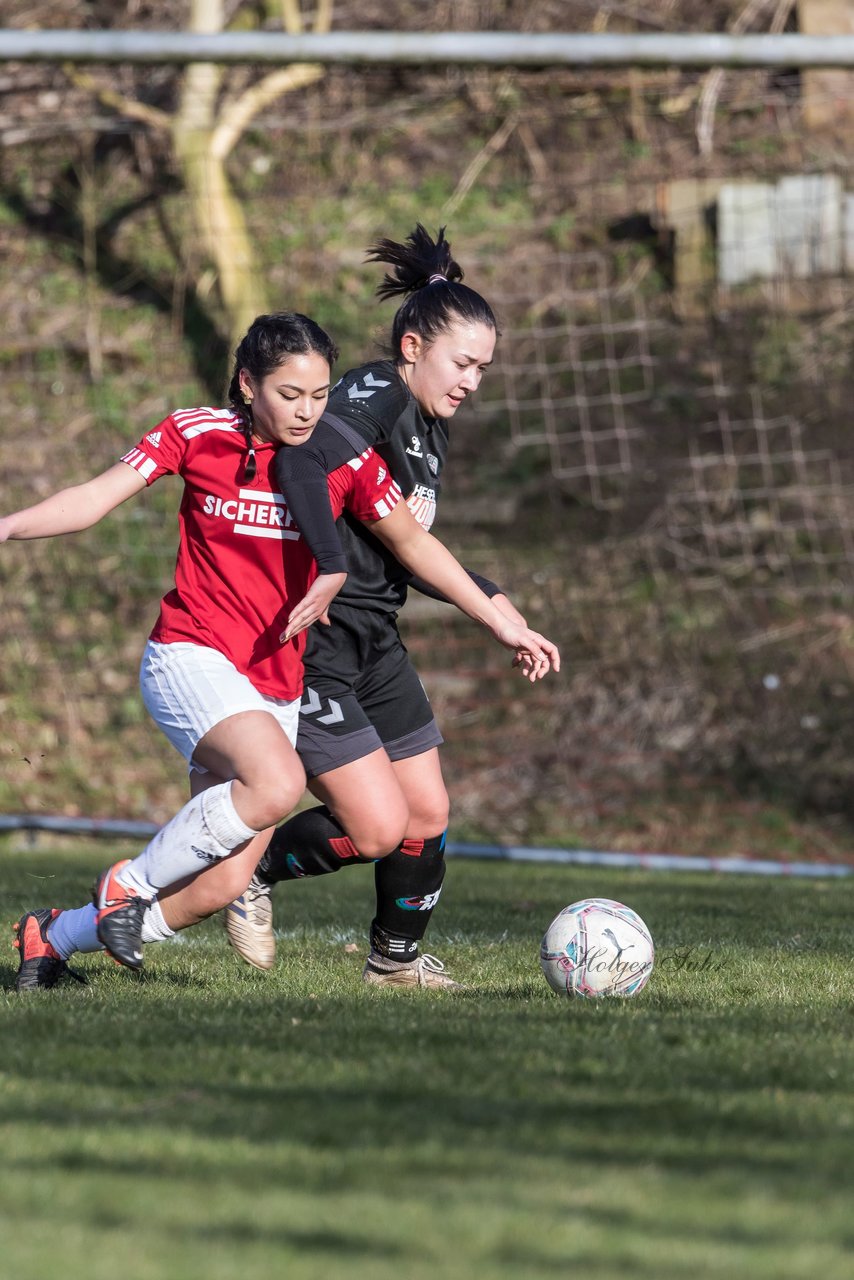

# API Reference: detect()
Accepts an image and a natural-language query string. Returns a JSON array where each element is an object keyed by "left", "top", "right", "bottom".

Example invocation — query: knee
[
  {"left": 348, "top": 798, "right": 410, "bottom": 860},
  {"left": 242, "top": 761, "right": 306, "bottom": 830},
  {"left": 357, "top": 826, "right": 407, "bottom": 860},
  {"left": 406, "top": 794, "right": 450, "bottom": 837}
]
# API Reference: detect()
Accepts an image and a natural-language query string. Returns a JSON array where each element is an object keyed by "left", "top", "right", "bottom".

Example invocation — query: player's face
[
  {"left": 240, "top": 352, "right": 331, "bottom": 445},
  {"left": 400, "top": 319, "right": 496, "bottom": 419}
]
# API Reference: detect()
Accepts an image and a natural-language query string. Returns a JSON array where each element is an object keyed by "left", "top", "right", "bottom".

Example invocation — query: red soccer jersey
[{"left": 121, "top": 408, "right": 402, "bottom": 698}]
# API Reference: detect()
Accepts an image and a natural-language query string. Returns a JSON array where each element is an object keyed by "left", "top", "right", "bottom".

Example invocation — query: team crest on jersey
[
  {"left": 426, "top": 453, "right": 439, "bottom": 475},
  {"left": 405, "top": 435, "right": 424, "bottom": 458},
  {"left": 145, "top": 431, "right": 162, "bottom": 448}
]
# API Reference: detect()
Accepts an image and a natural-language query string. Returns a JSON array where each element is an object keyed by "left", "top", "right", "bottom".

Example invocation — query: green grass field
[{"left": 2, "top": 845, "right": 853, "bottom": 1280}]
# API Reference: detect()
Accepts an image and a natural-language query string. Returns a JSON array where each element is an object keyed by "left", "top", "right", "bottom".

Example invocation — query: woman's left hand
[
  {"left": 511, "top": 644, "right": 559, "bottom": 682},
  {"left": 279, "top": 572, "right": 347, "bottom": 643},
  {"left": 490, "top": 619, "right": 561, "bottom": 682},
  {"left": 489, "top": 595, "right": 559, "bottom": 681},
  {"left": 511, "top": 635, "right": 561, "bottom": 682}
]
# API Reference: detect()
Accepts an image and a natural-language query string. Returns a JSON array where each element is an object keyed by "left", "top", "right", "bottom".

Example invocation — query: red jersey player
[{"left": 5, "top": 311, "right": 557, "bottom": 988}]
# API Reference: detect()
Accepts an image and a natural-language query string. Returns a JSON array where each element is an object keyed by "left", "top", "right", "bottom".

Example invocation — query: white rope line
[{"left": 1, "top": 815, "right": 849, "bottom": 878}]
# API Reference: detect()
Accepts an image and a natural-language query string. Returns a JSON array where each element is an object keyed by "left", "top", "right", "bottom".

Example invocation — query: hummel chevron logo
[
  {"left": 347, "top": 371, "right": 391, "bottom": 400},
  {"left": 300, "top": 687, "right": 345, "bottom": 724}
]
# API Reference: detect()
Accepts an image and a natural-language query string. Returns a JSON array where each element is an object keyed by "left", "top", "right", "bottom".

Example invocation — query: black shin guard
[
  {"left": 370, "top": 832, "right": 447, "bottom": 960},
  {"left": 258, "top": 805, "right": 369, "bottom": 883}
]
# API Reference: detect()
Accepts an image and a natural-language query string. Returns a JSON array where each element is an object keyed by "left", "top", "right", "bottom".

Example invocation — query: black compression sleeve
[
  {"left": 408, "top": 568, "right": 504, "bottom": 604},
  {"left": 275, "top": 444, "right": 349, "bottom": 575}
]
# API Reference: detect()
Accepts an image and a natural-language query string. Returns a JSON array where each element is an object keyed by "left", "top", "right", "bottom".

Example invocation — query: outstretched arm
[
  {"left": 410, "top": 573, "right": 529, "bottom": 628},
  {"left": 369, "top": 503, "right": 560, "bottom": 680},
  {"left": 0, "top": 463, "right": 147, "bottom": 542},
  {"left": 410, "top": 571, "right": 536, "bottom": 677}
]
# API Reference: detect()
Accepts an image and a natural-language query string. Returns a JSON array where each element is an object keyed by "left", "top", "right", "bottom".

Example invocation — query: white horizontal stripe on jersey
[
  {"left": 238, "top": 488, "right": 284, "bottom": 505},
  {"left": 180, "top": 421, "right": 243, "bottom": 440},
  {"left": 171, "top": 407, "right": 242, "bottom": 440},
  {"left": 233, "top": 524, "right": 301, "bottom": 541},
  {"left": 172, "top": 407, "right": 237, "bottom": 427}
]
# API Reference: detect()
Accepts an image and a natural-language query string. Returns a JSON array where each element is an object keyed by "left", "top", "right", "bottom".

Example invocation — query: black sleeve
[
  {"left": 275, "top": 427, "right": 358, "bottom": 575},
  {"left": 408, "top": 568, "right": 504, "bottom": 604}
]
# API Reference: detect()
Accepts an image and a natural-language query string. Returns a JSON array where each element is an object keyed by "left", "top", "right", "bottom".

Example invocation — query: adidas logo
[
  {"left": 145, "top": 431, "right": 162, "bottom": 448},
  {"left": 191, "top": 845, "right": 219, "bottom": 865}
]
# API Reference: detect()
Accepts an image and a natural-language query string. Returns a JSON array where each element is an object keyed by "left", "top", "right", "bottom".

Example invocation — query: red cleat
[
  {"left": 13, "top": 908, "right": 86, "bottom": 992},
  {"left": 93, "top": 859, "right": 149, "bottom": 971}
]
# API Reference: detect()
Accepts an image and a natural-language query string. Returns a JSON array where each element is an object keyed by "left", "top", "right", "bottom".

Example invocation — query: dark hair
[
  {"left": 227, "top": 311, "right": 339, "bottom": 481},
  {"left": 365, "top": 224, "right": 498, "bottom": 356}
]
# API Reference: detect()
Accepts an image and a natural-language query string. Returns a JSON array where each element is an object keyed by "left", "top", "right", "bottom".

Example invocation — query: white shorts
[{"left": 140, "top": 640, "right": 301, "bottom": 772}]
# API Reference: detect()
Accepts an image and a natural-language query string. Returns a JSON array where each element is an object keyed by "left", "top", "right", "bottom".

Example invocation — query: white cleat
[
  {"left": 362, "top": 950, "right": 466, "bottom": 990},
  {"left": 223, "top": 875, "right": 276, "bottom": 970}
]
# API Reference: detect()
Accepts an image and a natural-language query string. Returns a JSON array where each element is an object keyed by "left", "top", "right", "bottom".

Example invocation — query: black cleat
[
  {"left": 93, "top": 860, "right": 149, "bottom": 971},
  {"left": 13, "top": 908, "right": 87, "bottom": 992}
]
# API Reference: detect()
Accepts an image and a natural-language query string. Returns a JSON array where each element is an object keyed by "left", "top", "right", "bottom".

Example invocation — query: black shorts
[{"left": 296, "top": 603, "right": 444, "bottom": 779}]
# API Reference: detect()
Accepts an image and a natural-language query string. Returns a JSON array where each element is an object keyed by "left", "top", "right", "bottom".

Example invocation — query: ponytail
[{"left": 366, "top": 224, "right": 498, "bottom": 355}]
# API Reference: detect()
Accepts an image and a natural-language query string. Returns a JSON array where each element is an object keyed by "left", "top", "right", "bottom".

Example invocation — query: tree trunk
[{"left": 172, "top": 0, "right": 268, "bottom": 346}]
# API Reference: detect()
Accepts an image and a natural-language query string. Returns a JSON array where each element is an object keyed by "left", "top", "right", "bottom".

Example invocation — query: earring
[{"left": 242, "top": 393, "right": 252, "bottom": 406}]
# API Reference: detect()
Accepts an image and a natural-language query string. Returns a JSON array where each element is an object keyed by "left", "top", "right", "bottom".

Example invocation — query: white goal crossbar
[{"left": 3, "top": 30, "right": 854, "bottom": 69}]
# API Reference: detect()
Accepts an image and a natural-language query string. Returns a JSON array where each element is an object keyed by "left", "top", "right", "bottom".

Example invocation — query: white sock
[
  {"left": 141, "top": 899, "right": 176, "bottom": 944},
  {"left": 118, "top": 782, "right": 259, "bottom": 898},
  {"left": 47, "top": 904, "right": 103, "bottom": 960}
]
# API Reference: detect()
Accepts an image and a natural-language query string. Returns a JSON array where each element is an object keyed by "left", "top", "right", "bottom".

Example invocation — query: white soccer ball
[{"left": 540, "top": 897, "right": 654, "bottom": 998}]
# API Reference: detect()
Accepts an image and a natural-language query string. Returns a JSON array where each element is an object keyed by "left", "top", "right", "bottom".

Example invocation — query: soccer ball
[{"left": 540, "top": 898, "right": 654, "bottom": 998}]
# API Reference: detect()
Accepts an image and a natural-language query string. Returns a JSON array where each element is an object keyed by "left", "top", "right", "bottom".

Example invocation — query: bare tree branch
[
  {"left": 314, "top": 0, "right": 334, "bottom": 34},
  {"left": 279, "top": 0, "right": 306, "bottom": 34},
  {"left": 211, "top": 62, "right": 324, "bottom": 159},
  {"left": 696, "top": 0, "right": 793, "bottom": 158},
  {"left": 442, "top": 111, "right": 518, "bottom": 220},
  {"left": 61, "top": 64, "right": 171, "bottom": 131},
  {"left": 212, "top": 0, "right": 332, "bottom": 161}
]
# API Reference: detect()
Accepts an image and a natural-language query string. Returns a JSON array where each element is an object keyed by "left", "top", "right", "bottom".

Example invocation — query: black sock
[
  {"left": 258, "top": 805, "right": 371, "bottom": 883},
  {"left": 370, "top": 832, "right": 447, "bottom": 961}
]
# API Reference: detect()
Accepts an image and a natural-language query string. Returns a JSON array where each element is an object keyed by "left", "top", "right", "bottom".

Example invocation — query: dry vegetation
[{"left": 2, "top": 3, "right": 854, "bottom": 861}]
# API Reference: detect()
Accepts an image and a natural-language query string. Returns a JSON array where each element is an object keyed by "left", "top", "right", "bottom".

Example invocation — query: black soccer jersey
[{"left": 276, "top": 359, "right": 498, "bottom": 615}]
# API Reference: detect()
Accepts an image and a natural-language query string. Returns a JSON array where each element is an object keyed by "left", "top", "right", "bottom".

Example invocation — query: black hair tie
[{"left": 242, "top": 422, "right": 257, "bottom": 483}]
